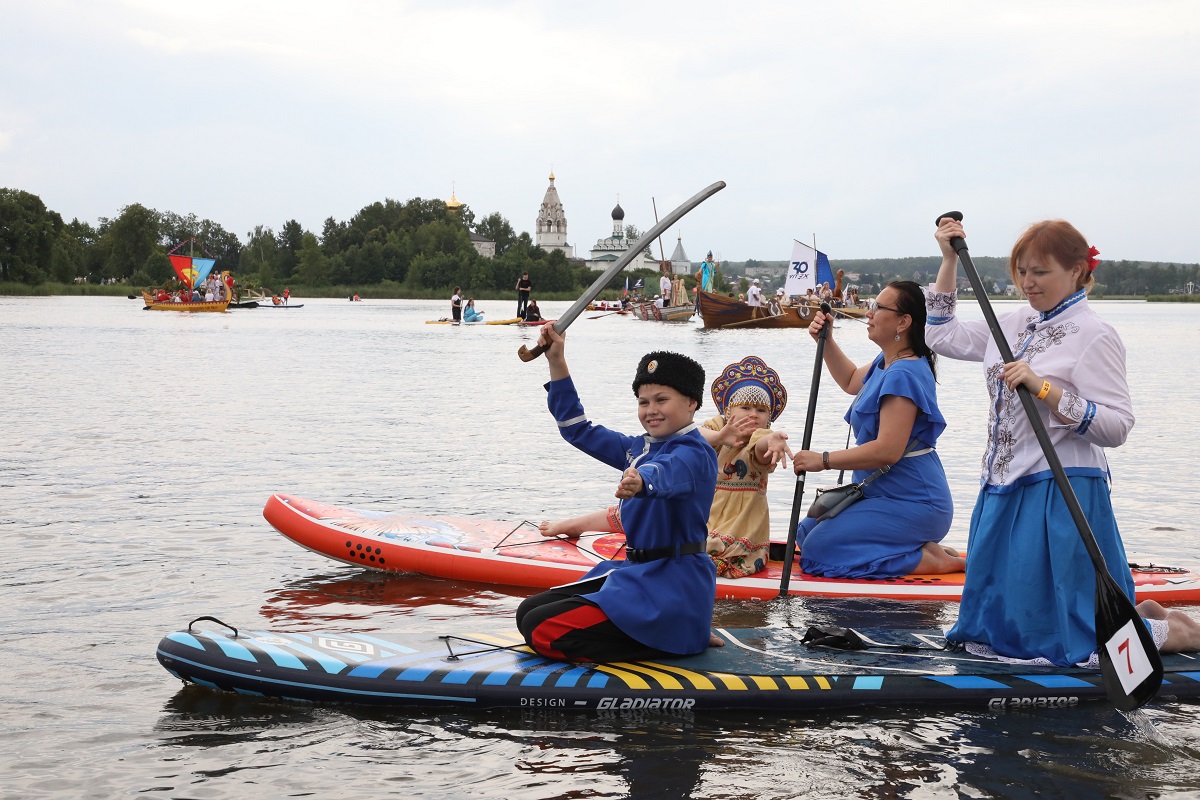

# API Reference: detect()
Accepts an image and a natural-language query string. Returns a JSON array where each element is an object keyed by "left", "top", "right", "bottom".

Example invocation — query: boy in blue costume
[{"left": 516, "top": 325, "right": 719, "bottom": 662}]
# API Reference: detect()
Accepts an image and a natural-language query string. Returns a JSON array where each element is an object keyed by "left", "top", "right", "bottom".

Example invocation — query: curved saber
[{"left": 518, "top": 180, "right": 726, "bottom": 362}]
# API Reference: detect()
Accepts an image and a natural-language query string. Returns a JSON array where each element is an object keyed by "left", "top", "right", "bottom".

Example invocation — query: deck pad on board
[{"left": 157, "top": 622, "right": 1200, "bottom": 712}]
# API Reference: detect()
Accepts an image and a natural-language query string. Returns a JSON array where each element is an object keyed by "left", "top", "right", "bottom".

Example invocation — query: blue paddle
[{"left": 936, "top": 211, "right": 1162, "bottom": 710}]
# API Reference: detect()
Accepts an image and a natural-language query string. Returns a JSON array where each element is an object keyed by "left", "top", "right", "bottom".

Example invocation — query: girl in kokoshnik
[
  {"left": 791, "top": 281, "right": 963, "bottom": 579},
  {"left": 539, "top": 356, "right": 793, "bottom": 579},
  {"left": 930, "top": 217, "right": 1200, "bottom": 665},
  {"left": 516, "top": 325, "right": 720, "bottom": 662}
]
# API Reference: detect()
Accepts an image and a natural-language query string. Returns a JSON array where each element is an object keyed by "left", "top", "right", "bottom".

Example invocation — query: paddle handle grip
[{"left": 935, "top": 210, "right": 967, "bottom": 254}]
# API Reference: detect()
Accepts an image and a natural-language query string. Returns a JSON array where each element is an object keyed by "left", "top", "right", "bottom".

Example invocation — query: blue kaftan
[{"left": 546, "top": 377, "right": 718, "bottom": 655}]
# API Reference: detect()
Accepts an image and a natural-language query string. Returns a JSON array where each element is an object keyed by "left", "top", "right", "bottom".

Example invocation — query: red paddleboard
[{"left": 263, "top": 494, "right": 1200, "bottom": 603}]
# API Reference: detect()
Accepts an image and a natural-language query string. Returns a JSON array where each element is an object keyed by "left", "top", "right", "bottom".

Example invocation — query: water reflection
[
  {"left": 7, "top": 297, "right": 1200, "bottom": 799},
  {"left": 260, "top": 570, "right": 531, "bottom": 627}
]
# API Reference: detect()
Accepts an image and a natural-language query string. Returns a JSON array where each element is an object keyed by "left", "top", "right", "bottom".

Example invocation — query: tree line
[
  {"left": 0, "top": 188, "right": 614, "bottom": 297},
  {"left": 2, "top": 186, "right": 1196, "bottom": 298}
]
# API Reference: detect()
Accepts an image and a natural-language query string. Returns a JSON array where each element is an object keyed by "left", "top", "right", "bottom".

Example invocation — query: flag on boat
[{"left": 784, "top": 240, "right": 834, "bottom": 298}]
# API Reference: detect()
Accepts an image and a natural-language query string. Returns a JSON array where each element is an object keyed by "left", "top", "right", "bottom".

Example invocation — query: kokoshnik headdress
[{"left": 710, "top": 356, "right": 787, "bottom": 422}]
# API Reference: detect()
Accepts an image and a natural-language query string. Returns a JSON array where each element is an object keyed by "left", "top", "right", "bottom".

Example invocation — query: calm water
[{"left": 2, "top": 295, "right": 1199, "bottom": 799}]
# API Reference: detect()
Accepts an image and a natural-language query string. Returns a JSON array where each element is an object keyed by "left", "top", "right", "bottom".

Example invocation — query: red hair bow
[{"left": 1087, "top": 245, "right": 1100, "bottom": 272}]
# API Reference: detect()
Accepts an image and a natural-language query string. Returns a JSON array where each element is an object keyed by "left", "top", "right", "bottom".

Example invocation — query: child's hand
[
  {"left": 759, "top": 431, "right": 793, "bottom": 466},
  {"left": 614, "top": 467, "right": 644, "bottom": 499},
  {"left": 714, "top": 415, "right": 756, "bottom": 450},
  {"left": 537, "top": 324, "right": 566, "bottom": 358}
]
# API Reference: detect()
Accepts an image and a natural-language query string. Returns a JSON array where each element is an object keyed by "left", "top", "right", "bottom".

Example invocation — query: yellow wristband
[{"left": 1036, "top": 380, "right": 1051, "bottom": 400}]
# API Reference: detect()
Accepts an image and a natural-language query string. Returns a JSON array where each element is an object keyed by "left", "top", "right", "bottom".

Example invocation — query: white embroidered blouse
[{"left": 925, "top": 288, "right": 1134, "bottom": 491}]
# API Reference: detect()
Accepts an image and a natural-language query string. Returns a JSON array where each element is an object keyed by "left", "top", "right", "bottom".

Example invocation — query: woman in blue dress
[{"left": 791, "top": 280, "right": 962, "bottom": 578}]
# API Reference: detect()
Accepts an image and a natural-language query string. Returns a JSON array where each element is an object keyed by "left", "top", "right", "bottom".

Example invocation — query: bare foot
[
  {"left": 911, "top": 541, "right": 966, "bottom": 575},
  {"left": 709, "top": 632, "right": 724, "bottom": 647},
  {"left": 1138, "top": 600, "right": 1200, "bottom": 652},
  {"left": 538, "top": 520, "right": 581, "bottom": 539},
  {"left": 941, "top": 545, "right": 961, "bottom": 557}
]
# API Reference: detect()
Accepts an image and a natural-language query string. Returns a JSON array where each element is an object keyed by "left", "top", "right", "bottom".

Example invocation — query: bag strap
[{"left": 856, "top": 438, "right": 921, "bottom": 488}]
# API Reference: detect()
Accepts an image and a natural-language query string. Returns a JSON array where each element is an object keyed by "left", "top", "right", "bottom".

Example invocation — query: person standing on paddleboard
[
  {"left": 450, "top": 286, "right": 462, "bottom": 323},
  {"left": 516, "top": 327, "right": 721, "bottom": 661},
  {"left": 516, "top": 271, "right": 532, "bottom": 318},
  {"left": 930, "top": 217, "right": 1200, "bottom": 664}
]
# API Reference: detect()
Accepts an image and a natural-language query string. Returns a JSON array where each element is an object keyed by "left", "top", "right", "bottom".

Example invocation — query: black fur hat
[{"left": 632, "top": 351, "right": 705, "bottom": 407}]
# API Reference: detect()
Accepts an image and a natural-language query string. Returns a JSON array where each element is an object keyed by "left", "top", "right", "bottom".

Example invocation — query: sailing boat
[{"left": 142, "top": 239, "right": 232, "bottom": 312}]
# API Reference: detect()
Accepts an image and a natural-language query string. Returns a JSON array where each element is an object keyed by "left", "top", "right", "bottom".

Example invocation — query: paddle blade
[{"left": 1095, "top": 573, "right": 1162, "bottom": 710}]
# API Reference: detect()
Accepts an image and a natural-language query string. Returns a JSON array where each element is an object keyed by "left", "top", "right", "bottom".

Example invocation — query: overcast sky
[{"left": 3, "top": 1, "right": 1197, "bottom": 263}]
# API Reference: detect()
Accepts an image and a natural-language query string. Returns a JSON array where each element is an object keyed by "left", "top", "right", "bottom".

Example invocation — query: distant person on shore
[
  {"left": 451, "top": 286, "right": 462, "bottom": 322},
  {"left": 516, "top": 272, "right": 532, "bottom": 317}
]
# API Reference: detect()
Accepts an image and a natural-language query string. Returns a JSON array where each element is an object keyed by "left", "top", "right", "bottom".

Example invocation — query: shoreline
[{"left": 5, "top": 282, "right": 1199, "bottom": 304}]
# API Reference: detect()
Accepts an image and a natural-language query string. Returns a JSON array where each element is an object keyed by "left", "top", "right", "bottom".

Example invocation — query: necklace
[{"left": 885, "top": 348, "right": 915, "bottom": 368}]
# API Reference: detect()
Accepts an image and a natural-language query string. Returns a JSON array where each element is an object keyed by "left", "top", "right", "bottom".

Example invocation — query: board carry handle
[
  {"left": 188, "top": 615, "right": 239, "bottom": 638},
  {"left": 518, "top": 180, "right": 726, "bottom": 362}
]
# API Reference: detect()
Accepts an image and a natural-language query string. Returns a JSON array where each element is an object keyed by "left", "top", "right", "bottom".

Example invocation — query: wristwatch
[{"left": 821, "top": 451, "right": 830, "bottom": 469}]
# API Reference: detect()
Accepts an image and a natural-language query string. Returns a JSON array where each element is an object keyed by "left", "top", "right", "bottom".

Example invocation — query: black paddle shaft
[
  {"left": 778, "top": 302, "right": 833, "bottom": 597},
  {"left": 935, "top": 211, "right": 1161, "bottom": 709}
]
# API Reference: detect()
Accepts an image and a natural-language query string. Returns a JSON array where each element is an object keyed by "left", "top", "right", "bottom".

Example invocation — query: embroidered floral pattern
[
  {"left": 1059, "top": 391, "right": 1086, "bottom": 424},
  {"left": 927, "top": 290, "right": 957, "bottom": 322},
  {"left": 983, "top": 320, "right": 1080, "bottom": 484}
]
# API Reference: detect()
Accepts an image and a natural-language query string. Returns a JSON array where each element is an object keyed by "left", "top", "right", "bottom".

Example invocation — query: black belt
[{"left": 625, "top": 541, "right": 706, "bottom": 563}]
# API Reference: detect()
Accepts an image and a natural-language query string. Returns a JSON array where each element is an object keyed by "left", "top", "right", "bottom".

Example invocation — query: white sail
[{"left": 785, "top": 240, "right": 818, "bottom": 297}]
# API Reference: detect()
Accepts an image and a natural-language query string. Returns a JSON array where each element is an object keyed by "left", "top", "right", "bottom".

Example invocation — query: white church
[{"left": 534, "top": 172, "right": 665, "bottom": 272}]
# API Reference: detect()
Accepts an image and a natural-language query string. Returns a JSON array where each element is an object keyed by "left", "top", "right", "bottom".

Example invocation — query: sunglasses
[{"left": 868, "top": 298, "right": 903, "bottom": 314}]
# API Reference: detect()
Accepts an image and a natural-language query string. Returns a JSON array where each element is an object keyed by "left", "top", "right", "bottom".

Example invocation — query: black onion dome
[{"left": 611, "top": 202, "right": 625, "bottom": 221}]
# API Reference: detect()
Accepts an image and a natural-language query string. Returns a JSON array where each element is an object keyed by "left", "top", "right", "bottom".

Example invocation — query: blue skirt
[
  {"left": 946, "top": 476, "right": 1135, "bottom": 666},
  {"left": 797, "top": 453, "right": 953, "bottom": 579}
]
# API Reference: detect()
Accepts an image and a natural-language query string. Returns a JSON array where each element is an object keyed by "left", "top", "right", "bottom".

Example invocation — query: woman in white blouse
[{"left": 929, "top": 217, "right": 1199, "bottom": 665}]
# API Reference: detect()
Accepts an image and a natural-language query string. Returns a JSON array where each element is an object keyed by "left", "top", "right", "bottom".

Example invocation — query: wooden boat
[
  {"left": 696, "top": 290, "right": 812, "bottom": 329},
  {"left": 586, "top": 300, "right": 626, "bottom": 312},
  {"left": 141, "top": 290, "right": 230, "bottom": 313},
  {"left": 144, "top": 240, "right": 233, "bottom": 312},
  {"left": 632, "top": 302, "right": 694, "bottom": 322},
  {"left": 697, "top": 291, "right": 868, "bottom": 329}
]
